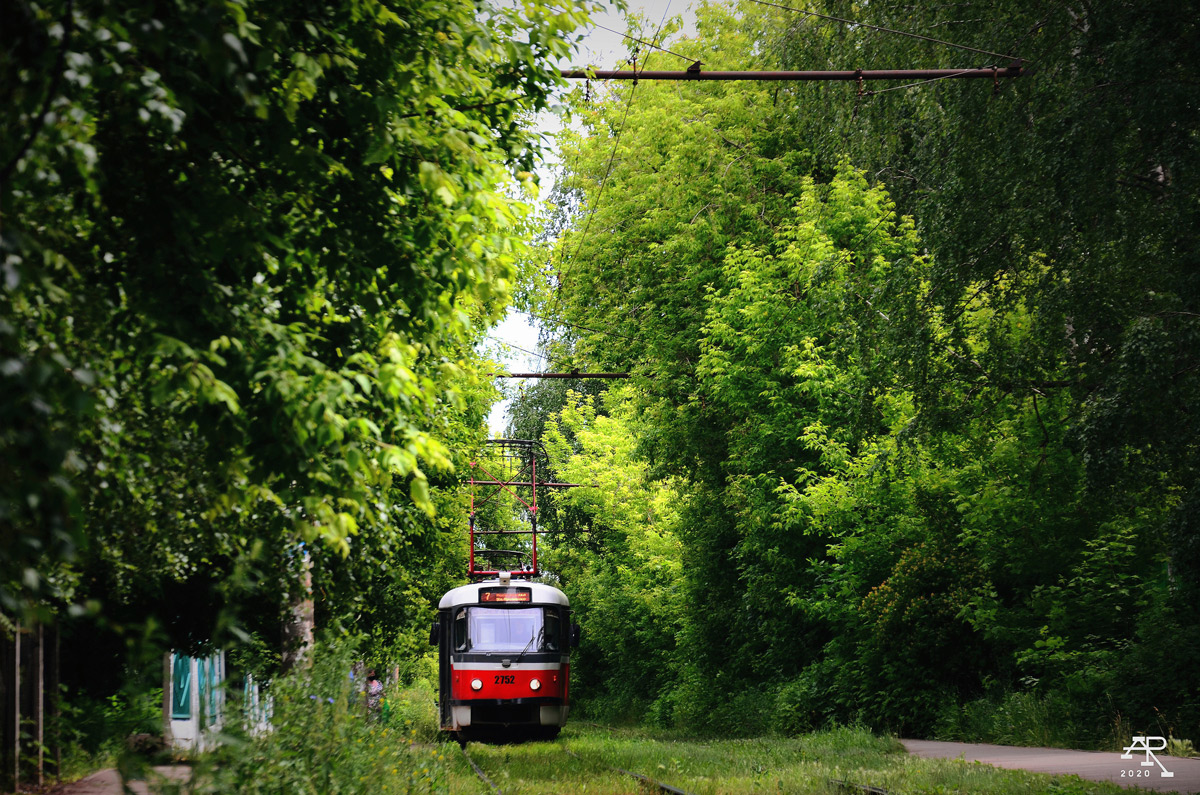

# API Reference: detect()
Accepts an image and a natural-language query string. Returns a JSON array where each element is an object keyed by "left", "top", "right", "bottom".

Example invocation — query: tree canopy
[
  {"left": 520, "top": 0, "right": 1200, "bottom": 740},
  {"left": 5, "top": 0, "right": 1198, "bottom": 746},
  {"left": 2, "top": 0, "right": 594, "bottom": 661}
]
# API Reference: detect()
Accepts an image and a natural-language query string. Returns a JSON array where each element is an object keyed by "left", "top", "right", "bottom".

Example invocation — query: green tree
[
  {"left": 534, "top": 0, "right": 1200, "bottom": 739},
  {"left": 541, "top": 387, "right": 686, "bottom": 722},
  {"left": 2, "top": 0, "right": 595, "bottom": 659},
  {"left": 761, "top": 0, "right": 1200, "bottom": 585}
]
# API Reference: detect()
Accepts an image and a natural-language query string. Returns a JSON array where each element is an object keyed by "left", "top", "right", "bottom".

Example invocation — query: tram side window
[
  {"left": 543, "top": 609, "right": 561, "bottom": 652},
  {"left": 454, "top": 608, "right": 469, "bottom": 651}
]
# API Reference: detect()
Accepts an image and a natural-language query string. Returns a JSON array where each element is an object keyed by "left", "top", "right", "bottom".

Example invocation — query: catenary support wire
[{"left": 560, "top": 67, "right": 1025, "bottom": 81}]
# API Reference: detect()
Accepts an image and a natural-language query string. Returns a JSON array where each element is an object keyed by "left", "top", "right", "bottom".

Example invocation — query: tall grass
[
  {"left": 933, "top": 691, "right": 1152, "bottom": 750},
  {"left": 442, "top": 723, "right": 1131, "bottom": 794},
  {"left": 54, "top": 686, "right": 165, "bottom": 780},
  {"left": 189, "top": 644, "right": 448, "bottom": 794}
]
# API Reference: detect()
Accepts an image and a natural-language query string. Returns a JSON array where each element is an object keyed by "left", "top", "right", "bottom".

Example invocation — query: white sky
[{"left": 483, "top": 0, "right": 702, "bottom": 435}]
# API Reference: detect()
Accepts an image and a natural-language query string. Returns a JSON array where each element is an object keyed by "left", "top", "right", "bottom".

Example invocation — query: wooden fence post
[
  {"left": 12, "top": 622, "right": 19, "bottom": 793},
  {"left": 36, "top": 623, "right": 44, "bottom": 787},
  {"left": 51, "top": 625, "right": 61, "bottom": 783},
  {"left": 162, "top": 653, "right": 174, "bottom": 750}
]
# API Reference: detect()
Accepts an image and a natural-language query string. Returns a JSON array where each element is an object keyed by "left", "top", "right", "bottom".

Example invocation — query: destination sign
[{"left": 479, "top": 587, "right": 532, "bottom": 603}]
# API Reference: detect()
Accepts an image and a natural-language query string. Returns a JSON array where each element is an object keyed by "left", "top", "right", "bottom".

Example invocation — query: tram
[
  {"left": 431, "top": 572, "right": 577, "bottom": 742},
  {"left": 431, "top": 439, "right": 580, "bottom": 742}
]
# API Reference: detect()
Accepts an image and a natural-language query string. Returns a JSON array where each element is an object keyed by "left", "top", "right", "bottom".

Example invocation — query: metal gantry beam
[
  {"left": 561, "top": 66, "right": 1025, "bottom": 82},
  {"left": 495, "top": 372, "right": 631, "bottom": 379},
  {"left": 470, "top": 480, "right": 587, "bottom": 488}
]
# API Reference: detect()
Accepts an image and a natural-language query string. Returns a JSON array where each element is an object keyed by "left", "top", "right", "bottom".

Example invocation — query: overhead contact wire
[
  {"left": 552, "top": 2, "right": 673, "bottom": 334},
  {"left": 484, "top": 335, "right": 549, "bottom": 362},
  {"left": 590, "top": 23, "right": 699, "bottom": 66},
  {"left": 862, "top": 68, "right": 981, "bottom": 95},
  {"left": 743, "top": 0, "right": 1028, "bottom": 64},
  {"left": 511, "top": 309, "right": 641, "bottom": 343},
  {"left": 558, "top": 78, "right": 638, "bottom": 293}
]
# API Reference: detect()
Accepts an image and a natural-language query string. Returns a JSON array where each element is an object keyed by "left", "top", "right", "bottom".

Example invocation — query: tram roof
[{"left": 438, "top": 579, "right": 569, "bottom": 609}]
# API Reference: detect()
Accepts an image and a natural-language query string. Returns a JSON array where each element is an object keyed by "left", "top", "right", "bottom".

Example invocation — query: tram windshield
[{"left": 455, "top": 607, "right": 561, "bottom": 653}]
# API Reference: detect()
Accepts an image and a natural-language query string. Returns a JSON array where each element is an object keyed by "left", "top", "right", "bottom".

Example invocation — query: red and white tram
[{"left": 431, "top": 573, "right": 578, "bottom": 742}]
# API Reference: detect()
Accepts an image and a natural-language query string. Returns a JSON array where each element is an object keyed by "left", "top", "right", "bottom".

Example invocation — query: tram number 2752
[{"left": 494, "top": 675, "right": 516, "bottom": 685}]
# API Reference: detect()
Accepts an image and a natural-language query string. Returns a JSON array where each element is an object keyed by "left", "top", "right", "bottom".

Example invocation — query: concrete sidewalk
[
  {"left": 47, "top": 766, "right": 191, "bottom": 795},
  {"left": 904, "top": 739, "right": 1200, "bottom": 793}
]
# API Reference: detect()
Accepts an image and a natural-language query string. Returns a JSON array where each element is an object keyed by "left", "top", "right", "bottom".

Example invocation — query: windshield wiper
[{"left": 515, "top": 627, "right": 543, "bottom": 664}]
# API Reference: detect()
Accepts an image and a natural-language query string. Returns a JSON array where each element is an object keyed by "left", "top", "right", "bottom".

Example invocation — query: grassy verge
[
  {"left": 169, "top": 656, "right": 1149, "bottom": 795},
  {"left": 184, "top": 648, "right": 450, "bottom": 794},
  {"left": 440, "top": 724, "right": 1140, "bottom": 795}
]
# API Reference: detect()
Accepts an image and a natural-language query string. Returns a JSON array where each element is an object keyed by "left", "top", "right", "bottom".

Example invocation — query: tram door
[{"left": 434, "top": 610, "right": 452, "bottom": 729}]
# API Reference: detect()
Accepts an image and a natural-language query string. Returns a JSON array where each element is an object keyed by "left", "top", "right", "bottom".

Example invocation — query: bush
[
  {"left": 56, "top": 686, "right": 164, "bottom": 778},
  {"left": 936, "top": 690, "right": 1102, "bottom": 749},
  {"left": 193, "top": 642, "right": 448, "bottom": 794},
  {"left": 384, "top": 678, "right": 441, "bottom": 744},
  {"left": 775, "top": 669, "right": 826, "bottom": 736}
]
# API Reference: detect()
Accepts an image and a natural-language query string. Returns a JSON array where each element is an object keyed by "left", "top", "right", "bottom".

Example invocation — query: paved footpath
[
  {"left": 47, "top": 766, "right": 191, "bottom": 795},
  {"left": 904, "top": 739, "right": 1200, "bottom": 793}
]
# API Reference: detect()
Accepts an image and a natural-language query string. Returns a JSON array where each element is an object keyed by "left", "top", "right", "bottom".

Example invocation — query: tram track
[
  {"left": 567, "top": 721, "right": 700, "bottom": 793},
  {"left": 562, "top": 746, "right": 695, "bottom": 795},
  {"left": 460, "top": 743, "right": 503, "bottom": 795},
  {"left": 575, "top": 722, "right": 895, "bottom": 794},
  {"left": 458, "top": 732, "right": 698, "bottom": 795},
  {"left": 458, "top": 723, "right": 889, "bottom": 795}
]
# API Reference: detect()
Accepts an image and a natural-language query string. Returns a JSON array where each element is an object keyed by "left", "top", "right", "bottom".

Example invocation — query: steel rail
[
  {"left": 460, "top": 745, "right": 502, "bottom": 795},
  {"left": 562, "top": 747, "right": 695, "bottom": 795},
  {"left": 561, "top": 67, "right": 1024, "bottom": 81},
  {"left": 830, "top": 778, "right": 891, "bottom": 794}
]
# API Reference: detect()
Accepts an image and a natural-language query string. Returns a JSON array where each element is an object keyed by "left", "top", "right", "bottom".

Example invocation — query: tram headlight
[
  {"left": 529, "top": 678, "right": 542, "bottom": 691},
  {"left": 470, "top": 678, "right": 483, "bottom": 691}
]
